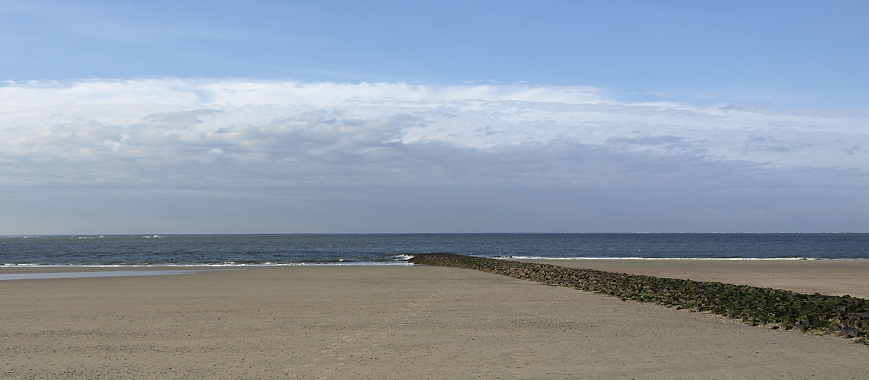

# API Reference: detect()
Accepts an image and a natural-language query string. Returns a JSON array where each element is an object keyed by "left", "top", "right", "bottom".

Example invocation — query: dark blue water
[{"left": 1, "top": 233, "right": 867, "bottom": 266}]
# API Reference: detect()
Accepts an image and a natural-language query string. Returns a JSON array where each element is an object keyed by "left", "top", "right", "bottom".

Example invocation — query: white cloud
[
  {"left": 2, "top": 79, "right": 866, "bottom": 172},
  {"left": 2, "top": 79, "right": 868, "bottom": 233}
]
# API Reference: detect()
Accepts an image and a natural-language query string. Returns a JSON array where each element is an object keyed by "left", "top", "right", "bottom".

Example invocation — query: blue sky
[
  {"left": 4, "top": 0, "right": 867, "bottom": 107},
  {"left": 1, "top": 1, "right": 868, "bottom": 234}
]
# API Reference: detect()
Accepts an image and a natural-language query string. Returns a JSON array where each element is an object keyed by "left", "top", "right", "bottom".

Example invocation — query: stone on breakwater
[{"left": 408, "top": 253, "right": 869, "bottom": 344}]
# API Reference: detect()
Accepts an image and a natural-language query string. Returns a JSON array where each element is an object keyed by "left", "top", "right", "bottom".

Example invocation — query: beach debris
[{"left": 408, "top": 253, "right": 869, "bottom": 344}]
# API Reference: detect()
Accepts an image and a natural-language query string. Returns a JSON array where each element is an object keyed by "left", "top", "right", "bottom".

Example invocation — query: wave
[{"left": 0, "top": 261, "right": 416, "bottom": 268}]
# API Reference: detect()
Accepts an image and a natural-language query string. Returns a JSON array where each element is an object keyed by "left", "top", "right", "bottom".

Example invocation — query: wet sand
[{"left": 1, "top": 263, "right": 867, "bottom": 379}]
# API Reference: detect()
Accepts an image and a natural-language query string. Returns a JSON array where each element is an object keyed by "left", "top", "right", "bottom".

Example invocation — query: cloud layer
[{"left": 2, "top": 79, "right": 868, "bottom": 233}]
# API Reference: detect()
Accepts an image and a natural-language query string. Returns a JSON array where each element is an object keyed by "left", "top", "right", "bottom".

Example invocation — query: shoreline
[
  {"left": 1, "top": 264, "right": 867, "bottom": 379},
  {"left": 3, "top": 258, "right": 869, "bottom": 299}
]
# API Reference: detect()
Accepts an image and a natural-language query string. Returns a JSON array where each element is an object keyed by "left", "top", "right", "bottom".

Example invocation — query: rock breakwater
[{"left": 408, "top": 253, "right": 869, "bottom": 343}]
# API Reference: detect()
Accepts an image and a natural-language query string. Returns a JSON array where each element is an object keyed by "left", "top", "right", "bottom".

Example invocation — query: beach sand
[{"left": 1, "top": 263, "right": 867, "bottom": 379}]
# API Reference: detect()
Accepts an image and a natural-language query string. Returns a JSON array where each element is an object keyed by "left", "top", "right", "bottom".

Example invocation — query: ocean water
[{"left": 1, "top": 233, "right": 868, "bottom": 267}]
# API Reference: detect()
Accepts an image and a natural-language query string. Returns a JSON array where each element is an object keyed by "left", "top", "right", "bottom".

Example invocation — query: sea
[{"left": 1, "top": 233, "right": 868, "bottom": 267}]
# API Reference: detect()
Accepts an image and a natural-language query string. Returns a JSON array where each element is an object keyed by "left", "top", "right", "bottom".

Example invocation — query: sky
[{"left": 1, "top": 0, "right": 868, "bottom": 234}]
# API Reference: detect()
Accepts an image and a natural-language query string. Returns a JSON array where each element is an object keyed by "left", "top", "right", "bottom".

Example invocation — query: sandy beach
[{"left": 1, "top": 262, "right": 867, "bottom": 379}]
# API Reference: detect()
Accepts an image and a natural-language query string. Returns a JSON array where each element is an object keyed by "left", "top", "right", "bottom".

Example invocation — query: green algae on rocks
[{"left": 408, "top": 253, "right": 869, "bottom": 343}]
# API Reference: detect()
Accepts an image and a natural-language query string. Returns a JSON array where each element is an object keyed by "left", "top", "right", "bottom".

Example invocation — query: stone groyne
[{"left": 408, "top": 253, "right": 869, "bottom": 343}]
